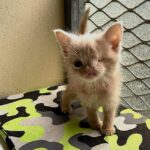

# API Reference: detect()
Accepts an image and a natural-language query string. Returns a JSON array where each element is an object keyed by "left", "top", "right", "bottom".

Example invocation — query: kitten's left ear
[
  {"left": 53, "top": 29, "right": 72, "bottom": 56},
  {"left": 104, "top": 22, "right": 123, "bottom": 52}
]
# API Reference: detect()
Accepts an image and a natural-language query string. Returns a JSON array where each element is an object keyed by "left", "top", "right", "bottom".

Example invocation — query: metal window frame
[{"left": 64, "top": 0, "right": 85, "bottom": 31}]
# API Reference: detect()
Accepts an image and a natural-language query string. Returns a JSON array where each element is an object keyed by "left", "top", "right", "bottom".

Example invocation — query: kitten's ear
[
  {"left": 53, "top": 29, "right": 71, "bottom": 56},
  {"left": 104, "top": 22, "right": 123, "bottom": 52}
]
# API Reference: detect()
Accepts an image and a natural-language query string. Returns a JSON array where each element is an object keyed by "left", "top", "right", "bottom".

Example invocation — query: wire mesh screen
[{"left": 84, "top": 0, "right": 150, "bottom": 117}]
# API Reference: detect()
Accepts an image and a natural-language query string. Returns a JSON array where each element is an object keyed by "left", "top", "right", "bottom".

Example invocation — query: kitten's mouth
[{"left": 85, "top": 71, "right": 97, "bottom": 79}]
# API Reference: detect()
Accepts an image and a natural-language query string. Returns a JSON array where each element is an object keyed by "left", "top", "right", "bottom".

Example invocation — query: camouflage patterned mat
[
  {"left": 0, "top": 84, "right": 150, "bottom": 150},
  {"left": 0, "top": 126, "right": 14, "bottom": 150}
]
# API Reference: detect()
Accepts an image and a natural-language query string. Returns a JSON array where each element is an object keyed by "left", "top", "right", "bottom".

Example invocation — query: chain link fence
[{"left": 84, "top": 0, "right": 150, "bottom": 117}]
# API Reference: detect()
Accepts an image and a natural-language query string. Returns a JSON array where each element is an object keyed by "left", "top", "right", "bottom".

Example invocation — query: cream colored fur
[{"left": 54, "top": 10, "right": 123, "bottom": 135}]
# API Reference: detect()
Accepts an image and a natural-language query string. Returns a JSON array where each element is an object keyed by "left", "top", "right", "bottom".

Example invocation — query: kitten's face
[
  {"left": 54, "top": 23, "right": 123, "bottom": 82},
  {"left": 65, "top": 41, "right": 105, "bottom": 81},
  {"left": 68, "top": 44, "right": 102, "bottom": 80},
  {"left": 64, "top": 39, "right": 118, "bottom": 81}
]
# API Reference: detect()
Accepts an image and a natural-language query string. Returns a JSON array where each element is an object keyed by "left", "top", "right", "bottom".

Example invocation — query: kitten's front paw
[
  {"left": 101, "top": 127, "right": 115, "bottom": 136},
  {"left": 90, "top": 122, "right": 102, "bottom": 130},
  {"left": 61, "top": 105, "right": 71, "bottom": 114}
]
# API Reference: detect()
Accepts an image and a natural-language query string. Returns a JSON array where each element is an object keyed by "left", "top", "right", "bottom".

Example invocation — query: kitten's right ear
[
  {"left": 104, "top": 22, "right": 123, "bottom": 52},
  {"left": 53, "top": 29, "right": 71, "bottom": 56}
]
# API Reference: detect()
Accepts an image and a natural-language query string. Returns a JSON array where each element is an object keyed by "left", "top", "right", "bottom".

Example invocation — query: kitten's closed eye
[
  {"left": 98, "top": 58, "right": 106, "bottom": 62},
  {"left": 98, "top": 58, "right": 110, "bottom": 62},
  {"left": 73, "top": 59, "right": 83, "bottom": 69}
]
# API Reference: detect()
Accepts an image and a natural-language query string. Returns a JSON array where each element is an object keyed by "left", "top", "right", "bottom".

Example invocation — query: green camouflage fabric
[
  {"left": 0, "top": 126, "right": 14, "bottom": 150},
  {"left": 0, "top": 84, "right": 149, "bottom": 150}
]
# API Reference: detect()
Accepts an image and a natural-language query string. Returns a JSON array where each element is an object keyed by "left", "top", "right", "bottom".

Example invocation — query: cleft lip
[{"left": 86, "top": 70, "right": 97, "bottom": 78}]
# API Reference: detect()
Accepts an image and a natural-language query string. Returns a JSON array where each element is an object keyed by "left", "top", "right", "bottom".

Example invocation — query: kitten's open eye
[{"left": 73, "top": 60, "right": 83, "bottom": 69}]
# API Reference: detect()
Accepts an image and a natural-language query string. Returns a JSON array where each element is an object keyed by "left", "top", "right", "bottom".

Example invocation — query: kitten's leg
[
  {"left": 61, "top": 89, "right": 76, "bottom": 113},
  {"left": 102, "top": 107, "right": 116, "bottom": 135},
  {"left": 86, "top": 107, "right": 102, "bottom": 130}
]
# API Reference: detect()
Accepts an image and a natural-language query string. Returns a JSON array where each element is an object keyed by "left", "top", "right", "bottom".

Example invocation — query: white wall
[{"left": 0, "top": 0, "right": 65, "bottom": 97}]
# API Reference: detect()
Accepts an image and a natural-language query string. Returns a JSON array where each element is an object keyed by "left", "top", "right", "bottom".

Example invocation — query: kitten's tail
[{"left": 78, "top": 8, "right": 90, "bottom": 35}]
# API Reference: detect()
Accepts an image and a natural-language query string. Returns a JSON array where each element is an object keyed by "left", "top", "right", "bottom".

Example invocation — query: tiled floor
[
  {"left": 85, "top": 0, "right": 150, "bottom": 118},
  {"left": 121, "top": 98, "right": 150, "bottom": 118}
]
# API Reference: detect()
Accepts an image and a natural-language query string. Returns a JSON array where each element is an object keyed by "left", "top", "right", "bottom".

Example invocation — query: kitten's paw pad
[
  {"left": 61, "top": 106, "right": 71, "bottom": 114},
  {"left": 101, "top": 127, "right": 115, "bottom": 136}
]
